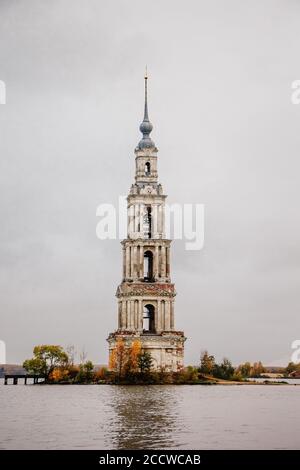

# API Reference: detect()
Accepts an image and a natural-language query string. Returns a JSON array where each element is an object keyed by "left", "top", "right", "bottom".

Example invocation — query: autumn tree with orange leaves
[
  {"left": 129, "top": 340, "right": 142, "bottom": 372},
  {"left": 109, "top": 338, "right": 127, "bottom": 379},
  {"left": 109, "top": 338, "right": 142, "bottom": 379}
]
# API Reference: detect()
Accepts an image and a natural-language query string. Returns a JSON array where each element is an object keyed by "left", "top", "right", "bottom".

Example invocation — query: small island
[{"left": 2, "top": 344, "right": 296, "bottom": 386}]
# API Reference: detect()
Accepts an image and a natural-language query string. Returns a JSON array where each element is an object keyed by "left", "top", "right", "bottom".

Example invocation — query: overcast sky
[{"left": 1, "top": 0, "right": 300, "bottom": 366}]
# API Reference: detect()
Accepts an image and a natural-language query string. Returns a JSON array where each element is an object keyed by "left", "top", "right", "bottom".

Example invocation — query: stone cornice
[
  {"left": 121, "top": 238, "right": 172, "bottom": 246},
  {"left": 116, "top": 282, "right": 176, "bottom": 298},
  {"left": 107, "top": 330, "right": 185, "bottom": 340}
]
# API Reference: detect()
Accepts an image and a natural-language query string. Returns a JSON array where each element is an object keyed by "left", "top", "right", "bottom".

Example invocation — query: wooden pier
[{"left": 4, "top": 374, "right": 45, "bottom": 385}]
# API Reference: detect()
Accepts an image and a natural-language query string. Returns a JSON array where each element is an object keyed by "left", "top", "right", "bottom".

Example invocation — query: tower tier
[
  {"left": 116, "top": 281, "right": 176, "bottom": 333},
  {"left": 122, "top": 239, "right": 171, "bottom": 283}
]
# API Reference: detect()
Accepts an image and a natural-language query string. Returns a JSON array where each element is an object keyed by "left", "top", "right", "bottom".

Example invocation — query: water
[
  {"left": 247, "top": 378, "right": 300, "bottom": 385},
  {"left": 0, "top": 384, "right": 299, "bottom": 449}
]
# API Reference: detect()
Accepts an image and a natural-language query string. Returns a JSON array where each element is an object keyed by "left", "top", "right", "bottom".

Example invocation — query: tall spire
[
  {"left": 138, "top": 68, "right": 155, "bottom": 150},
  {"left": 144, "top": 66, "right": 149, "bottom": 121}
]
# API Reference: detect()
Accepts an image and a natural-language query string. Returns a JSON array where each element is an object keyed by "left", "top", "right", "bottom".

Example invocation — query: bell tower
[{"left": 107, "top": 72, "right": 186, "bottom": 372}]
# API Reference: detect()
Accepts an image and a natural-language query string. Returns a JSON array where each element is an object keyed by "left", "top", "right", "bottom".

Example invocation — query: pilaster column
[
  {"left": 122, "top": 246, "right": 126, "bottom": 280},
  {"left": 161, "top": 204, "right": 165, "bottom": 238},
  {"left": 125, "top": 246, "right": 130, "bottom": 279},
  {"left": 165, "top": 301, "right": 171, "bottom": 330},
  {"left": 126, "top": 300, "right": 130, "bottom": 329},
  {"left": 130, "top": 300, "right": 135, "bottom": 329},
  {"left": 157, "top": 300, "right": 161, "bottom": 332},
  {"left": 128, "top": 204, "right": 134, "bottom": 238},
  {"left": 152, "top": 204, "right": 158, "bottom": 238},
  {"left": 154, "top": 300, "right": 158, "bottom": 332},
  {"left": 166, "top": 247, "right": 170, "bottom": 278},
  {"left": 122, "top": 300, "right": 126, "bottom": 330},
  {"left": 130, "top": 246, "right": 134, "bottom": 280},
  {"left": 158, "top": 204, "right": 162, "bottom": 236},
  {"left": 138, "top": 300, "right": 143, "bottom": 331},
  {"left": 134, "top": 301, "right": 137, "bottom": 330},
  {"left": 154, "top": 245, "right": 159, "bottom": 279},
  {"left": 133, "top": 245, "right": 137, "bottom": 279},
  {"left": 139, "top": 245, "right": 144, "bottom": 279},
  {"left": 170, "top": 300, "right": 175, "bottom": 330},
  {"left": 127, "top": 300, "right": 131, "bottom": 329},
  {"left": 162, "top": 302, "right": 165, "bottom": 331},
  {"left": 161, "top": 246, "right": 166, "bottom": 279},
  {"left": 118, "top": 301, "right": 121, "bottom": 329},
  {"left": 134, "top": 300, "right": 139, "bottom": 330},
  {"left": 128, "top": 300, "right": 131, "bottom": 329}
]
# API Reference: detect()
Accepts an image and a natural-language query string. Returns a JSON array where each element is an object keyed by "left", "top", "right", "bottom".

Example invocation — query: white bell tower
[{"left": 107, "top": 72, "right": 186, "bottom": 371}]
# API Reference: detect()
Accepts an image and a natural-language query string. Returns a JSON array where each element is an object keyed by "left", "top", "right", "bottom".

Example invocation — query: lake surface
[
  {"left": 246, "top": 377, "right": 300, "bottom": 385},
  {"left": 0, "top": 384, "right": 299, "bottom": 449}
]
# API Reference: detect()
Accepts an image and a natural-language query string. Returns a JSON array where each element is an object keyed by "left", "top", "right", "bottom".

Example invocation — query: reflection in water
[
  {"left": 105, "top": 386, "right": 179, "bottom": 449},
  {"left": 1, "top": 384, "right": 300, "bottom": 449}
]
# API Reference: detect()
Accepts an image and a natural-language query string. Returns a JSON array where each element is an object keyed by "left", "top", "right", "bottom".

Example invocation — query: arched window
[
  {"left": 145, "top": 162, "right": 151, "bottom": 176},
  {"left": 143, "top": 304, "right": 155, "bottom": 333},
  {"left": 144, "top": 250, "right": 153, "bottom": 281},
  {"left": 143, "top": 206, "right": 152, "bottom": 238}
]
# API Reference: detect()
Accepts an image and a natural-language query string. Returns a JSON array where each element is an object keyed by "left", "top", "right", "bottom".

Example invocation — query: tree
[
  {"left": 66, "top": 345, "right": 76, "bottom": 366},
  {"left": 94, "top": 366, "right": 109, "bottom": 382},
  {"left": 138, "top": 351, "right": 153, "bottom": 374},
  {"left": 109, "top": 348, "right": 117, "bottom": 371},
  {"left": 129, "top": 340, "right": 142, "bottom": 372},
  {"left": 285, "top": 362, "right": 300, "bottom": 375},
  {"left": 79, "top": 347, "right": 87, "bottom": 365},
  {"left": 213, "top": 358, "right": 235, "bottom": 380},
  {"left": 236, "top": 361, "right": 251, "bottom": 378},
  {"left": 109, "top": 340, "right": 153, "bottom": 382},
  {"left": 23, "top": 345, "right": 69, "bottom": 381},
  {"left": 250, "top": 361, "right": 265, "bottom": 377},
  {"left": 199, "top": 350, "right": 215, "bottom": 375},
  {"left": 174, "top": 366, "right": 199, "bottom": 384},
  {"left": 110, "top": 338, "right": 128, "bottom": 379},
  {"left": 49, "top": 367, "right": 69, "bottom": 382},
  {"left": 76, "top": 360, "right": 94, "bottom": 383}
]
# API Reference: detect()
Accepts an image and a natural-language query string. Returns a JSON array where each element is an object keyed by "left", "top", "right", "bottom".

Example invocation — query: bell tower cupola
[{"left": 135, "top": 69, "right": 158, "bottom": 185}]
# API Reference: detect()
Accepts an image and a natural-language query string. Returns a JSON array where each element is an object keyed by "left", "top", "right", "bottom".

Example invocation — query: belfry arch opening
[
  {"left": 144, "top": 250, "right": 153, "bottom": 281},
  {"left": 143, "top": 304, "right": 155, "bottom": 333},
  {"left": 143, "top": 206, "right": 152, "bottom": 238},
  {"left": 145, "top": 162, "right": 151, "bottom": 176}
]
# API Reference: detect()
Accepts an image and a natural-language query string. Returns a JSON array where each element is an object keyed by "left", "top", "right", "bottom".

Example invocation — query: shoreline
[{"left": 2, "top": 380, "right": 299, "bottom": 386}]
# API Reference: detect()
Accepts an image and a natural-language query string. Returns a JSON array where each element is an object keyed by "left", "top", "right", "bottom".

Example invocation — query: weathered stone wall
[{"left": 107, "top": 332, "right": 185, "bottom": 372}]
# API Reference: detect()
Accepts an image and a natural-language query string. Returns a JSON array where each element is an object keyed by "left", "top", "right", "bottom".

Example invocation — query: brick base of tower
[
  {"left": 107, "top": 331, "right": 185, "bottom": 372},
  {"left": 107, "top": 279, "right": 186, "bottom": 372}
]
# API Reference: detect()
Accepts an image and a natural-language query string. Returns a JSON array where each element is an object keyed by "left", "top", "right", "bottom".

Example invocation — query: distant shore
[
  {"left": 1, "top": 377, "right": 299, "bottom": 386},
  {"left": 211, "top": 379, "right": 299, "bottom": 386}
]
